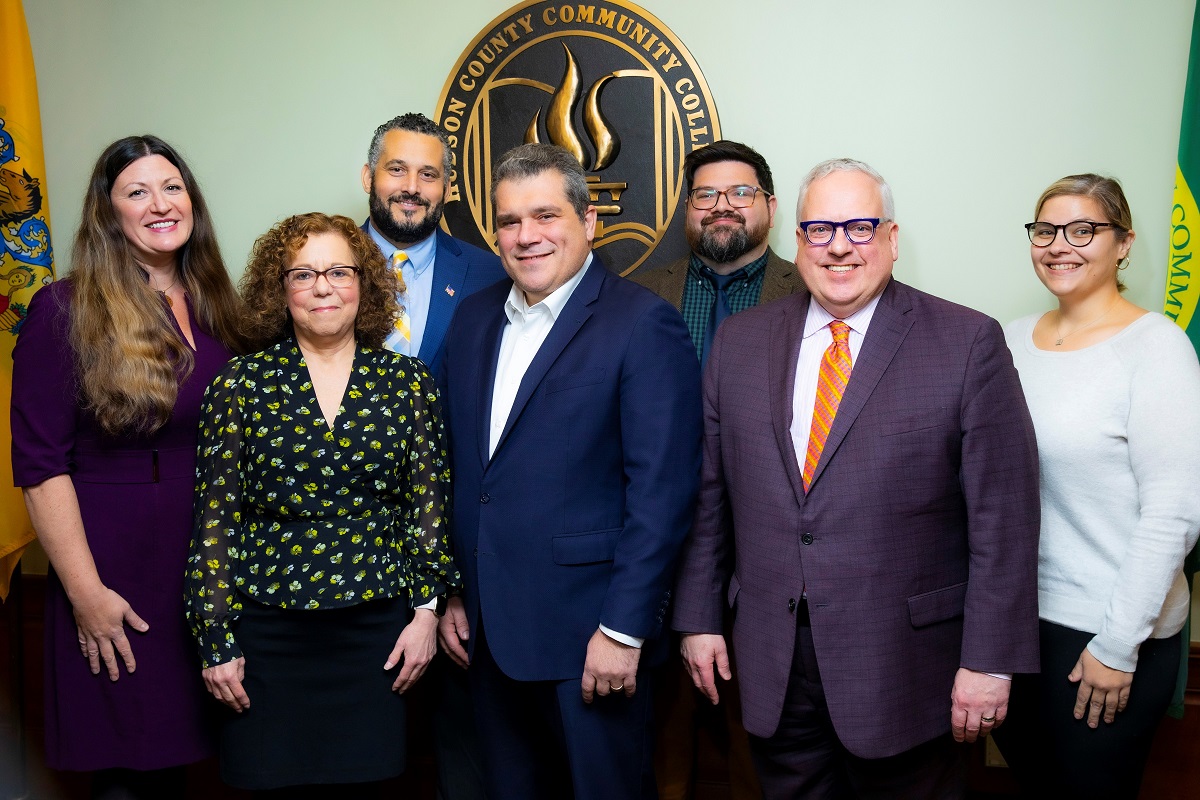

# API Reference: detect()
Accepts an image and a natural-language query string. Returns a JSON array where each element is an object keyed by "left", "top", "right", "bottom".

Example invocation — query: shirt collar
[
  {"left": 687, "top": 250, "right": 769, "bottom": 282},
  {"left": 366, "top": 221, "right": 437, "bottom": 277},
  {"left": 804, "top": 291, "right": 882, "bottom": 339},
  {"left": 504, "top": 253, "right": 593, "bottom": 323}
]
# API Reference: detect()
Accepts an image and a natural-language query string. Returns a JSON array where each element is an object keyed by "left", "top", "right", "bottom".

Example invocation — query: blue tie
[{"left": 700, "top": 268, "right": 738, "bottom": 367}]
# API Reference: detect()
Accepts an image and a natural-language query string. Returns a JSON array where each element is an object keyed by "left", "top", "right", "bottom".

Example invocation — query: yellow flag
[{"left": 0, "top": 0, "right": 57, "bottom": 601}]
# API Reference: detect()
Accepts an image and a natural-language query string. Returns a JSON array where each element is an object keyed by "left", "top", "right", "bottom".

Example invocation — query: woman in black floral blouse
[{"left": 186, "top": 212, "right": 459, "bottom": 794}]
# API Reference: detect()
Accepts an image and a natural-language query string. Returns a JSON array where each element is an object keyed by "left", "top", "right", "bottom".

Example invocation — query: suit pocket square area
[
  {"left": 544, "top": 368, "right": 606, "bottom": 394},
  {"left": 552, "top": 528, "right": 622, "bottom": 565},
  {"left": 881, "top": 410, "right": 951, "bottom": 436},
  {"left": 907, "top": 582, "right": 967, "bottom": 628}
]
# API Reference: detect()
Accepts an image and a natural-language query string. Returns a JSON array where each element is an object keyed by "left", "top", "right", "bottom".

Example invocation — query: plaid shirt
[{"left": 679, "top": 251, "right": 769, "bottom": 360}]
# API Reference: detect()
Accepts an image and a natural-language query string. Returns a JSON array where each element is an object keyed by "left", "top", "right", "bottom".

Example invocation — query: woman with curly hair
[
  {"left": 186, "top": 212, "right": 459, "bottom": 795},
  {"left": 11, "top": 135, "right": 246, "bottom": 798}
]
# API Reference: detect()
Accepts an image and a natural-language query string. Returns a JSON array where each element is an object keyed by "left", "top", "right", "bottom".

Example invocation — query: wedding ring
[
  {"left": 981, "top": 715, "right": 996, "bottom": 723},
  {"left": 611, "top": 684, "right": 624, "bottom": 691}
]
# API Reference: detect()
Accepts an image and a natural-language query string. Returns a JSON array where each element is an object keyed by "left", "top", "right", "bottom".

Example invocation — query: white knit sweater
[{"left": 1005, "top": 312, "right": 1200, "bottom": 672}]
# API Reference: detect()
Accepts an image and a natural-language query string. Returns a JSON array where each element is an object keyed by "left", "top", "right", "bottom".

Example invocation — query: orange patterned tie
[{"left": 802, "top": 320, "right": 851, "bottom": 491}]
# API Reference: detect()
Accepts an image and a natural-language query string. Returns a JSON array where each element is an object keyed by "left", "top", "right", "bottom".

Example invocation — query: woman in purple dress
[{"left": 11, "top": 135, "right": 246, "bottom": 799}]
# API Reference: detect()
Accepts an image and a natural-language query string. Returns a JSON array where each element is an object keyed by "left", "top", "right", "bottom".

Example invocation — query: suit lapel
[
  {"left": 491, "top": 257, "right": 602, "bottom": 457},
  {"left": 420, "top": 230, "right": 467, "bottom": 366},
  {"left": 476, "top": 301, "right": 508, "bottom": 470},
  {"left": 806, "top": 279, "right": 913, "bottom": 490},
  {"left": 769, "top": 292, "right": 811, "bottom": 508}
]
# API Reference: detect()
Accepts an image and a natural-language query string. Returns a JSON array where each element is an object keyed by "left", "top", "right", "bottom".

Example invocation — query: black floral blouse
[{"left": 186, "top": 338, "right": 459, "bottom": 668}]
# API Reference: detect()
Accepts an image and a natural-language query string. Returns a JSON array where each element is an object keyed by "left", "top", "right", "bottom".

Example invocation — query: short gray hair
[
  {"left": 491, "top": 143, "right": 591, "bottom": 220},
  {"left": 795, "top": 158, "right": 895, "bottom": 225},
  {"left": 366, "top": 112, "right": 452, "bottom": 180}
]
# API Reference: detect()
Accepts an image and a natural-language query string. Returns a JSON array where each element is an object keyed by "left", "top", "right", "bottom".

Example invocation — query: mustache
[
  {"left": 388, "top": 191, "right": 430, "bottom": 209},
  {"left": 702, "top": 210, "right": 745, "bottom": 226}
]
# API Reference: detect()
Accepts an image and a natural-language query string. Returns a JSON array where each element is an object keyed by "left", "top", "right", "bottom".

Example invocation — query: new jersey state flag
[{"left": 0, "top": 0, "right": 57, "bottom": 601}]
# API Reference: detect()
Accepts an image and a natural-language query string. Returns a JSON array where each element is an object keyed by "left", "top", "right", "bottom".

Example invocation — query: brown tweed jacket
[{"left": 630, "top": 247, "right": 804, "bottom": 311}]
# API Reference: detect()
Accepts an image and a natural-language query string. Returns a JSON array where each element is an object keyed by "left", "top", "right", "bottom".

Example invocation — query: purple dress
[{"left": 10, "top": 279, "right": 232, "bottom": 771}]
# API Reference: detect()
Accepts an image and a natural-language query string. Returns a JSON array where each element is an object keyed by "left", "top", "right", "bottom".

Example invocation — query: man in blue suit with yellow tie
[
  {"left": 361, "top": 112, "right": 505, "bottom": 376},
  {"left": 437, "top": 143, "right": 701, "bottom": 800},
  {"left": 360, "top": 112, "right": 505, "bottom": 800}
]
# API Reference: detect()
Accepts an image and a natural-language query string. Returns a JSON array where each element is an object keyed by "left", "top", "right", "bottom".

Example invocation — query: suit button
[
  {"left": 801, "top": 532, "right": 814, "bottom": 545},
  {"left": 480, "top": 493, "right": 490, "bottom": 503},
  {"left": 473, "top": 547, "right": 479, "bottom": 557},
  {"left": 788, "top": 598, "right": 797, "bottom": 612}
]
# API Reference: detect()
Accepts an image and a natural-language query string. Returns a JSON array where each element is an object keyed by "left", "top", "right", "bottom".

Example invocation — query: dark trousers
[
  {"left": 469, "top": 619, "right": 657, "bottom": 800},
  {"left": 992, "top": 620, "right": 1179, "bottom": 800},
  {"left": 409, "top": 651, "right": 488, "bottom": 800},
  {"left": 748, "top": 600, "right": 967, "bottom": 800}
]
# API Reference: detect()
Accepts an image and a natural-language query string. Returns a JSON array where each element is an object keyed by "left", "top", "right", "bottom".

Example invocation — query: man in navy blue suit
[
  {"left": 361, "top": 112, "right": 505, "bottom": 376},
  {"left": 437, "top": 143, "right": 701, "bottom": 800},
  {"left": 361, "top": 112, "right": 505, "bottom": 800}
]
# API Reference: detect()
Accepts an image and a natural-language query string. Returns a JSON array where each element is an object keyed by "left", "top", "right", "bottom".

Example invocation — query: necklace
[
  {"left": 152, "top": 273, "right": 180, "bottom": 307},
  {"left": 1054, "top": 296, "right": 1119, "bottom": 346}
]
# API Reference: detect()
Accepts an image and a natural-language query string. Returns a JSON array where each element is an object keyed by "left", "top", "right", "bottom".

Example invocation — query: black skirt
[{"left": 218, "top": 595, "right": 412, "bottom": 790}]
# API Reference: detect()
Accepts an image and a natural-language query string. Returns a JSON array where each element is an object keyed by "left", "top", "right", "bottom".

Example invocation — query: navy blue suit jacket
[
  {"left": 439, "top": 258, "right": 702, "bottom": 682},
  {"left": 362, "top": 222, "right": 505, "bottom": 376}
]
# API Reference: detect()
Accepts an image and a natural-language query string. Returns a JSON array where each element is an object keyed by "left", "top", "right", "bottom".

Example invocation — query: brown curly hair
[{"left": 239, "top": 213, "right": 400, "bottom": 350}]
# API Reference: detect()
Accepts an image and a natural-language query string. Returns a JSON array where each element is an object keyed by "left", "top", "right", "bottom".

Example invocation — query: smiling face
[
  {"left": 109, "top": 154, "right": 193, "bottom": 268},
  {"left": 685, "top": 160, "right": 777, "bottom": 272},
  {"left": 362, "top": 129, "right": 447, "bottom": 248},
  {"left": 1031, "top": 194, "right": 1133, "bottom": 303},
  {"left": 494, "top": 170, "right": 597, "bottom": 306},
  {"left": 285, "top": 232, "right": 361, "bottom": 346},
  {"left": 794, "top": 169, "right": 898, "bottom": 318}
]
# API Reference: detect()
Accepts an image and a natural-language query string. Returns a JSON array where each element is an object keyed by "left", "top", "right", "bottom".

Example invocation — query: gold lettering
[
  {"left": 616, "top": 14, "right": 633, "bottom": 34},
  {"left": 690, "top": 126, "right": 709, "bottom": 143},
  {"left": 503, "top": 22, "right": 519, "bottom": 40},
  {"left": 489, "top": 33, "right": 509, "bottom": 53},
  {"left": 629, "top": 23, "right": 648, "bottom": 45},
  {"left": 459, "top": 75, "right": 475, "bottom": 91},
  {"left": 681, "top": 93, "right": 700, "bottom": 111},
  {"left": 444, "top": 115, "right": 461, "bottom": 132},
  {"left": 597, "top": 8, "right": 615, "bottom": 27},
  {"left": 674, "top": 77, "right": 695, "bottom": 94},
  {"left": 641, "top": 32, "right": 660, "bottom": 52},
  {"left": 516, "top": 13, "right": 533, "bottom": 33},
  {"left": 476, "top": 43, "right": 496, "bottom": 64},
  {"left": 447, "top": 97, "right": 466, "bottom": 117},
  {"left": 663, "top": 54, "right": 682, "bottom": 72},
  {"left": 544, "top": 6, "right": 556, "bottom": 25},
  {"left": 468, "top": 60, "right": 484, "bottom": 77},
  {"left": 559, "top": 4, "right": 574, "bottom": 23},
  {"left": 576, "top": 5, "right": 595, "bottom": 23},
  {"left": 686, "top": 109, "right": 705, "bottom": 126},
  {"left": 652, "top": 42, "right": 670, "bottom": 61}
]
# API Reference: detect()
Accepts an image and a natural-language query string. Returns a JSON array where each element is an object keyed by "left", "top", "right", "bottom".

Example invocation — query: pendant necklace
[{"left": 1055, "top": 296, "right": 1119, "bottom": 346}]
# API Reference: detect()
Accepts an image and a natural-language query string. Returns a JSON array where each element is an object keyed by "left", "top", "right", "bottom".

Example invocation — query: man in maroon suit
[{"left": 672, "top": 158, "right": 1041, "bottom": 799}]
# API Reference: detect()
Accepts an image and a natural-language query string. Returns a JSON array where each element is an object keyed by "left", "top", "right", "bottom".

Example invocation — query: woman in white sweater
[{"left": 993, "top": 173, "right": 1200, "bottom": 799}]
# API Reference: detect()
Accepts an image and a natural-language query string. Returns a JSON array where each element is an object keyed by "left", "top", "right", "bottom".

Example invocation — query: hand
[
  {"left": 437, "top": 596, "right": 470, "bottom": 669},
  {"left": 680, "top": 633, "right": 730, "bottom": 705},
  {"left": 386, "top": 608, "right": 439, "bottom": 693},
  {"left": 1069, "top": 648, "right": 1133, "bottom": 728},
  {"left": 71, "top": 585, "right": 149, "bottom": 681},
  {"left": 581, "top": 629, "right": 640, "bottom": 703},
  {"left": 950, "top": 668, "right": 1010, "bottom": 742},
  {"left": 202, "top": 657, "right": 250, "bottom": 711}
]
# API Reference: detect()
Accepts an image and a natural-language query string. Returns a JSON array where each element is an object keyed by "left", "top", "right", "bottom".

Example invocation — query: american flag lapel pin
[{"left": 445, "top": 285, "right": 456, "bottom": 297}]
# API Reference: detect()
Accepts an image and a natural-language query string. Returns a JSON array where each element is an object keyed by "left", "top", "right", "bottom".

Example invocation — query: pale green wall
[{"left": 19, "top": 0, "right": 1200, "bottom": 630}]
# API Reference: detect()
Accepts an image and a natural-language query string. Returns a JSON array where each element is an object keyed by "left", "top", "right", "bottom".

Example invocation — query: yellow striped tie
[
  {"left": 392, "top": 250, "right": 410, "bottom": 343},
  {"left": 802, "top": 320, "right": 851, "bottom": 491}
]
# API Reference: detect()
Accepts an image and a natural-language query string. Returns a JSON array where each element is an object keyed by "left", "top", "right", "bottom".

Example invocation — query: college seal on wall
[{"left": 434, "top": 0, "right": 720, "bottom": 275}]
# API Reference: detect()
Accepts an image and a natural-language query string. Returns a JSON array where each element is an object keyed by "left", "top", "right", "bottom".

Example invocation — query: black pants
[{"left": 992, "top": 620, "right": 1180, "bottom": 800}]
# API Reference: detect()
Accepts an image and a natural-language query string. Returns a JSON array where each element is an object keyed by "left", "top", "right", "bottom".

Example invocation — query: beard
[
  {"left": 369, "top": 181, "right": 445, "bottom": 246},
  {"left": 686, "top": 211, "right": 770, "bottom": 265}
]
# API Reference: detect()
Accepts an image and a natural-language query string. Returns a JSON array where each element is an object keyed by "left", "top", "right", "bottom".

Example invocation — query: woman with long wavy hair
[{"left": 11, "top": 135, "right": 246, "bottom": 799}]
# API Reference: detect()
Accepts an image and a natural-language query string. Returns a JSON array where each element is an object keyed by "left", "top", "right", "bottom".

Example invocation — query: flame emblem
[{"left": 526, "top": 44, "right": 621, "bottom": 172}]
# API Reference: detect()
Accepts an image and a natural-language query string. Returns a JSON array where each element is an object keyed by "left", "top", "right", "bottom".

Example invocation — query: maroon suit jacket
[{"left": 671, "top": 278, "right": 1041, "bottom": 759}]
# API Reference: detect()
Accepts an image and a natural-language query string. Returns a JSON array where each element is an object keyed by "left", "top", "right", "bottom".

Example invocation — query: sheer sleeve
[
  {"left": 186, "top": 358, "right": 248, "bottom": 668},
  {"left": 399, "top": 361, "right": 460, "bottom": 606}
]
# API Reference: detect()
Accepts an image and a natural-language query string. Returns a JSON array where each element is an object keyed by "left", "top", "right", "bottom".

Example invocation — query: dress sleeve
[
  {"left": 11, "top": 284, "right": 76, "bottom": 487},
  {"left": 186, "top": 359, "right": 248, "bottom": 668},
  {"left": 398, "top": 360, "right": 460, "bottom": 606}
]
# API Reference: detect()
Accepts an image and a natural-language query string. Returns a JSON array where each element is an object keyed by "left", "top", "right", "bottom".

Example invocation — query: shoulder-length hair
[
  {"left": 69, "top": 134, "right": 247, "bottom": 436},
  {"left": 239, "top": 213, "right": 397, "bottom": 351}
]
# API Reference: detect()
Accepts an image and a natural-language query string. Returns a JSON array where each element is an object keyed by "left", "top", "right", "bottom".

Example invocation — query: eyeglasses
[
  {"left": 283, "top": 266, "right": 360, "bottom": 290},
  {"left": 798, "top": 218, "right": 888, "bottom": 246},
  {"left": 1025, "top": 220, "right": 1120, "bottom": 248},
  {"left": 687, "top": 185, "right": 770, "bottom": 209}
]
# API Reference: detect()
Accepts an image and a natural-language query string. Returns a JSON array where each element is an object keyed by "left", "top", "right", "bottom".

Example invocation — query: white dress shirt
[{"left": 368, "top": 222, "right": 437, "bottom": 357}]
